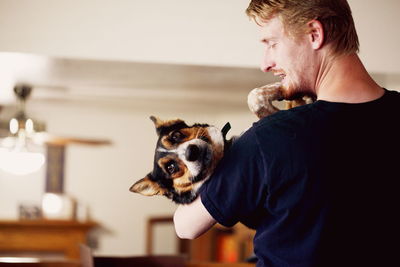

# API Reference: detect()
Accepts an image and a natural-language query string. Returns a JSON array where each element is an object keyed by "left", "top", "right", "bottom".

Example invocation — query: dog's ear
[
  {"left": 149, "top": 116, "right": 187, "bottom": 136},
  {"left": 150, "top": 116, "right": 163, "bottom": 129},
  {"left": 150, "top": 116, "right": 166, "bottom": 136},
  {"left": 129, "top": 175, "right": 167, "bottom": 196}
]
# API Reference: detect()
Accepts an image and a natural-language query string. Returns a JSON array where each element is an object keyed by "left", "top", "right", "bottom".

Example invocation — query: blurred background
[{"left": 0, "top": 0, "right": 399, "bottom": 264}]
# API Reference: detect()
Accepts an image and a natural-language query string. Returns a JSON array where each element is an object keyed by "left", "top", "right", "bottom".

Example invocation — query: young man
[{"left": 174, "top": 0, "right": 400, "bottom": 266}]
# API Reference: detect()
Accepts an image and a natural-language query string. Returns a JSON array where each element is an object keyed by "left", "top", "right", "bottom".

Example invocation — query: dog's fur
[
  {"left": 130, "top": 83, "right": 314, "bottom": 204},
  {"left": 130, "top": 116, "right": 226, "bottom": 204}
]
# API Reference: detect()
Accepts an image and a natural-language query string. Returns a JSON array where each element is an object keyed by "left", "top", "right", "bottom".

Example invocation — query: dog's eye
[
  {"left": 200, "top": 136, "right": 210, "bottom": 143},
  {"left": 170, "top": 131, "right": 184, "bottom": 143},
  {"left": 166, "top": 161, "right": 179, "bottom": 175}
]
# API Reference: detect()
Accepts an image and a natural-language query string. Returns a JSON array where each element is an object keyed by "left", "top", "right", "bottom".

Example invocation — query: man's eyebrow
[{"left": 260, "top": 38, "right": 275, "bottom": 44}]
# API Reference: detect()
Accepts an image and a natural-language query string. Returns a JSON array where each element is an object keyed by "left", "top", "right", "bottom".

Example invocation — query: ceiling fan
[
  {"left": 0, "top": 84, "right": 111, "bottom": 146},
  {"left": 0, "top": 84, "right": 111, "bottom": 192}
]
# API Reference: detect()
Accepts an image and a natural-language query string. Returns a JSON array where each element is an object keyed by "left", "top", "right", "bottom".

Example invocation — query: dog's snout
[{"left": 185, "top": 144, "right": 201, "bottom": 162}]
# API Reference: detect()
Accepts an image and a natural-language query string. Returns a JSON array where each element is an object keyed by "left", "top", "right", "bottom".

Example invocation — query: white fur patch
[
  {"left": 191, "top": 180, "right": 206, "bottom": 198},
  {"left": 193, "top": 180, "right": 205, "bottom": 192},
  {"left": 206, "top": 126, "right": 224, "bottom": 147},
  {"left": 176, "top": 139, "right": 209, "bottom": 177}
]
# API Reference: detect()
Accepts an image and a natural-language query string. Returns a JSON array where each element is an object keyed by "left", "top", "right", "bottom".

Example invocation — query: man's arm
[{"left": 173, "top": 195, "right": 216, "bottom": 239}]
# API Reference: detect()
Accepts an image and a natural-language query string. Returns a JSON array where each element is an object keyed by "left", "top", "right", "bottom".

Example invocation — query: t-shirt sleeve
[{"left": 200, "top": 127, "right": 267, "bottom": 227}]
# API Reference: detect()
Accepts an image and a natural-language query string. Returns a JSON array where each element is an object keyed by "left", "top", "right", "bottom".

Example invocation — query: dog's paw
[{"left": 247, "top": 82, "right": 284, "bottom": 119}]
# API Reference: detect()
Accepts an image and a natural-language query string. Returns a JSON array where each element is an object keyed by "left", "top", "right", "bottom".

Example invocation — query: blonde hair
[{"left": 246, "top": 0, "right": 359, "bottom": 55}]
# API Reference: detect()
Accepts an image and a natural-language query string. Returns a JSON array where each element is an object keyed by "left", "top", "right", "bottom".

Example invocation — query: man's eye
[
  {"left": 269, "top": 43, "right": 277, "bottom": 49},
  {"left": 166, "top": 162, "right": 178, "bottom": 175},
  {"left": 170, "top": 131, "right": 183, "bottom": 142}
]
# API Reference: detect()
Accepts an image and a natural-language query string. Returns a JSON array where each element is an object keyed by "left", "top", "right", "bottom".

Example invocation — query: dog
[
  {"left": 129, "top": 116, "right": 230, "bottom": 204},
  {"left": 130, "top": 83, "right": 314, "bottom": 204}
]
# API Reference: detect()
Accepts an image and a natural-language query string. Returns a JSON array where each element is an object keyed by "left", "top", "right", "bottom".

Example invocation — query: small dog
[
  {"left": 130, "top": 83, "right": 314, "bottom": 204},
  {"left": 129, "top": 116, "right": 229, "bottom": 204}
]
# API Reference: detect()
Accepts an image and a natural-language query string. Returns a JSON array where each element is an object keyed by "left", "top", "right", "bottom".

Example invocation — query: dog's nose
[{"left": 185, "top": 145, "right": 201, "bottom": 161}]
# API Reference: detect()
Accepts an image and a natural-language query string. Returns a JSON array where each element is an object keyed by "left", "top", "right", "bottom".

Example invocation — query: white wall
[{"left": 0, "top": 0, "right": 399, "bottom": 73}]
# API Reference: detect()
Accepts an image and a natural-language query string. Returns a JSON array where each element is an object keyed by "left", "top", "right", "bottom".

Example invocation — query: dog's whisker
[
  {"left": 195, "top": 128, "right": 202, "bottom": 139},
  {"left": 196, "top": 128, "right": 207, "bottom": 140},
  {"left": 157, "top": 148, "right": 177, "bottom": 153}
]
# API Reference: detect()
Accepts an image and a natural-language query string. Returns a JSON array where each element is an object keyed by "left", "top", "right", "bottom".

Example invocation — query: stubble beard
[{"left": 281, "top": 76, "right": 316, "bottom": 100}]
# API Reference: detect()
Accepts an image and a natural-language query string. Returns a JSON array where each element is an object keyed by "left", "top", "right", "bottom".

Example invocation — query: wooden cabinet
[
  {"left": 0, "top": 220, "right": 96, "bottom": 260},
  {"left": 147, "top": 216, "right": 255, "bottom": 263},
  {"left": 188, "top": 223, "right": 255, "bottom": 263}
]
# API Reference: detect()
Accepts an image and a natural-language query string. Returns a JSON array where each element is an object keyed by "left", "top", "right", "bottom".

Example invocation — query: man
[{"left": 174, "top": 0, "right": 400, "bottom": 266}]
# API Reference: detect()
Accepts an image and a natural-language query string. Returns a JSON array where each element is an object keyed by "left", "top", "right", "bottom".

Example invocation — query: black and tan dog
[
  {"left": 129, "top": 116, "right": 228, "bottom": 204},
  {"left": 130, "top": 83, "right": 314, "bottom": 204}
]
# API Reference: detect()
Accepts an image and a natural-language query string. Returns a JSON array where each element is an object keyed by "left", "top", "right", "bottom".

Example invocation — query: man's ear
[
  {"left": 307, "top": 19, "right": 324, "bottom": 50},
  {"left": 129, "top": 175, "right": 166, "bottom": 196}
]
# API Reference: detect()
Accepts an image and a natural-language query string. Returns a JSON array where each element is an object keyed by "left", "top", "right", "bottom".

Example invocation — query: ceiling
[
  {"left": 1, "top": 52, "right": 398, "bottom": 114},
  {"left": 0, "top": 52, "right": 277, "bottom": 110}
]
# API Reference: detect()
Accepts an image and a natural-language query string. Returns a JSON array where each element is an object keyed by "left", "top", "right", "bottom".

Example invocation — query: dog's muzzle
[{"left": 185, "top": 144, "right": 201, "bottom": 162}]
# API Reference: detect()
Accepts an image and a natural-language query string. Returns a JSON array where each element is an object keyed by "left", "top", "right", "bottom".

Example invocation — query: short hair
[{"left": 246, "top": 0, "right": 359, "bottom": 56}]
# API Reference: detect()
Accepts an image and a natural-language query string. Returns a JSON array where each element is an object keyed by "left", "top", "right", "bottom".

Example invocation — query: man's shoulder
[
  {"left": 386, "top": 88, "right": 400, "bottom": 95},
  {"left": 253, "top": 103, "right": 314, "bottom": 133},
  {"left": 384, "top": 88, "right": 400, "bottom": 102},
  {"left": 240, "top": 104, "right": 316, "bottom": 154}
]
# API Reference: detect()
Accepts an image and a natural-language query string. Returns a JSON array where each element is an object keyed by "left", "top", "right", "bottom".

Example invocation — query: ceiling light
[{"left": 0, "top": 84, "right": 46, "bottom": 176}]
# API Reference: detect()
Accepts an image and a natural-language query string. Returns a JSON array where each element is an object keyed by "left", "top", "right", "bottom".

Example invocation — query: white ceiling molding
[{"left": 0, "top": 52, "right": 277, "bottom": 109}]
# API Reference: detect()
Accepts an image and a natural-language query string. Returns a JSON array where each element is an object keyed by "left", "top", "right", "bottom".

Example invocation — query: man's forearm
[{"left": 173, "top": 195, "right": 216, "bottom": 239}]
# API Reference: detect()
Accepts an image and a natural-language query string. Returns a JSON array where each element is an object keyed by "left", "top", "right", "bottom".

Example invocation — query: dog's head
[{"left": 130, "top": 116, "right": 225, "bottom": 204}]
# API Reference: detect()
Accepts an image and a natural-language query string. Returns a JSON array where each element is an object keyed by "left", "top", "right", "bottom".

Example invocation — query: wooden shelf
[
  {"left": 0, "top": 219, "right": 96, "bottom": 227},
  {"left": 0, "top": 219, "right": 97, "bottom": 260},
  {"left": 189, "top": 223, "right": 255, "bottom": 263}
]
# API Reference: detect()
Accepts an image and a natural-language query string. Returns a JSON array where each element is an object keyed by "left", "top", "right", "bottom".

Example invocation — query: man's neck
[{"left": 315, "top": 53, "right": 384, "bottom": 103}]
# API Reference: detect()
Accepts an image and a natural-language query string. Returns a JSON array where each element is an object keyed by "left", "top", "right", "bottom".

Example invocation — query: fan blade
[
  {"left": 46, "top": 137, "right": 112, "bottom": 146},
  {"left": 32, "top": 132, "right": 111, "bottom": 146}
]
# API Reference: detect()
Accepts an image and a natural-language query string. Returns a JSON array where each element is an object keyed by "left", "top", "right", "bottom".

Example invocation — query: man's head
[
  {"left": 246, "top": 0, "right": 359, "bottom": 55},
  {"left": 246, "top": 0, "right": 359, "bottom": 98}
]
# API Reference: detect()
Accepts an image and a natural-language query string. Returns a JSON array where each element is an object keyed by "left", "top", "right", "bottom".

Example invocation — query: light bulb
[
  {"left": 26, "top": 118, "right": 34, "bottom": 134},
  {"left": 9, "top": 118, "right": 18, "bottom": 134}
]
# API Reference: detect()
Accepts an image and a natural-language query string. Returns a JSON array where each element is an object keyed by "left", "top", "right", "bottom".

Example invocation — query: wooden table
[{"left": 0, "top": 220, "right": 97, "bottom": 260}]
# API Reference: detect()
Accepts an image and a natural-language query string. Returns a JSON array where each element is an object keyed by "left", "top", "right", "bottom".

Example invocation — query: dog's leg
[
  {"left": 247, "top": 82, "right": 284, "bottom": 119},
  {"left": 248, "top": 83, "right": 316, "bottom": 119},
  {"left": 285, "top": 98, "right": 306, "bottom": 109}
]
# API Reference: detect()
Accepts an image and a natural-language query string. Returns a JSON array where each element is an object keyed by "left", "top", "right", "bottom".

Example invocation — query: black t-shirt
[{"left": 200, "top": 89, "right": 400, "bottom": 267}]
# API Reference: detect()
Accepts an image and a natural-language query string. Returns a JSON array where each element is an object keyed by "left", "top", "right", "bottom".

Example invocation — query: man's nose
[{"left": 260, "top": 52, "right": 275, "bottom": 72}]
